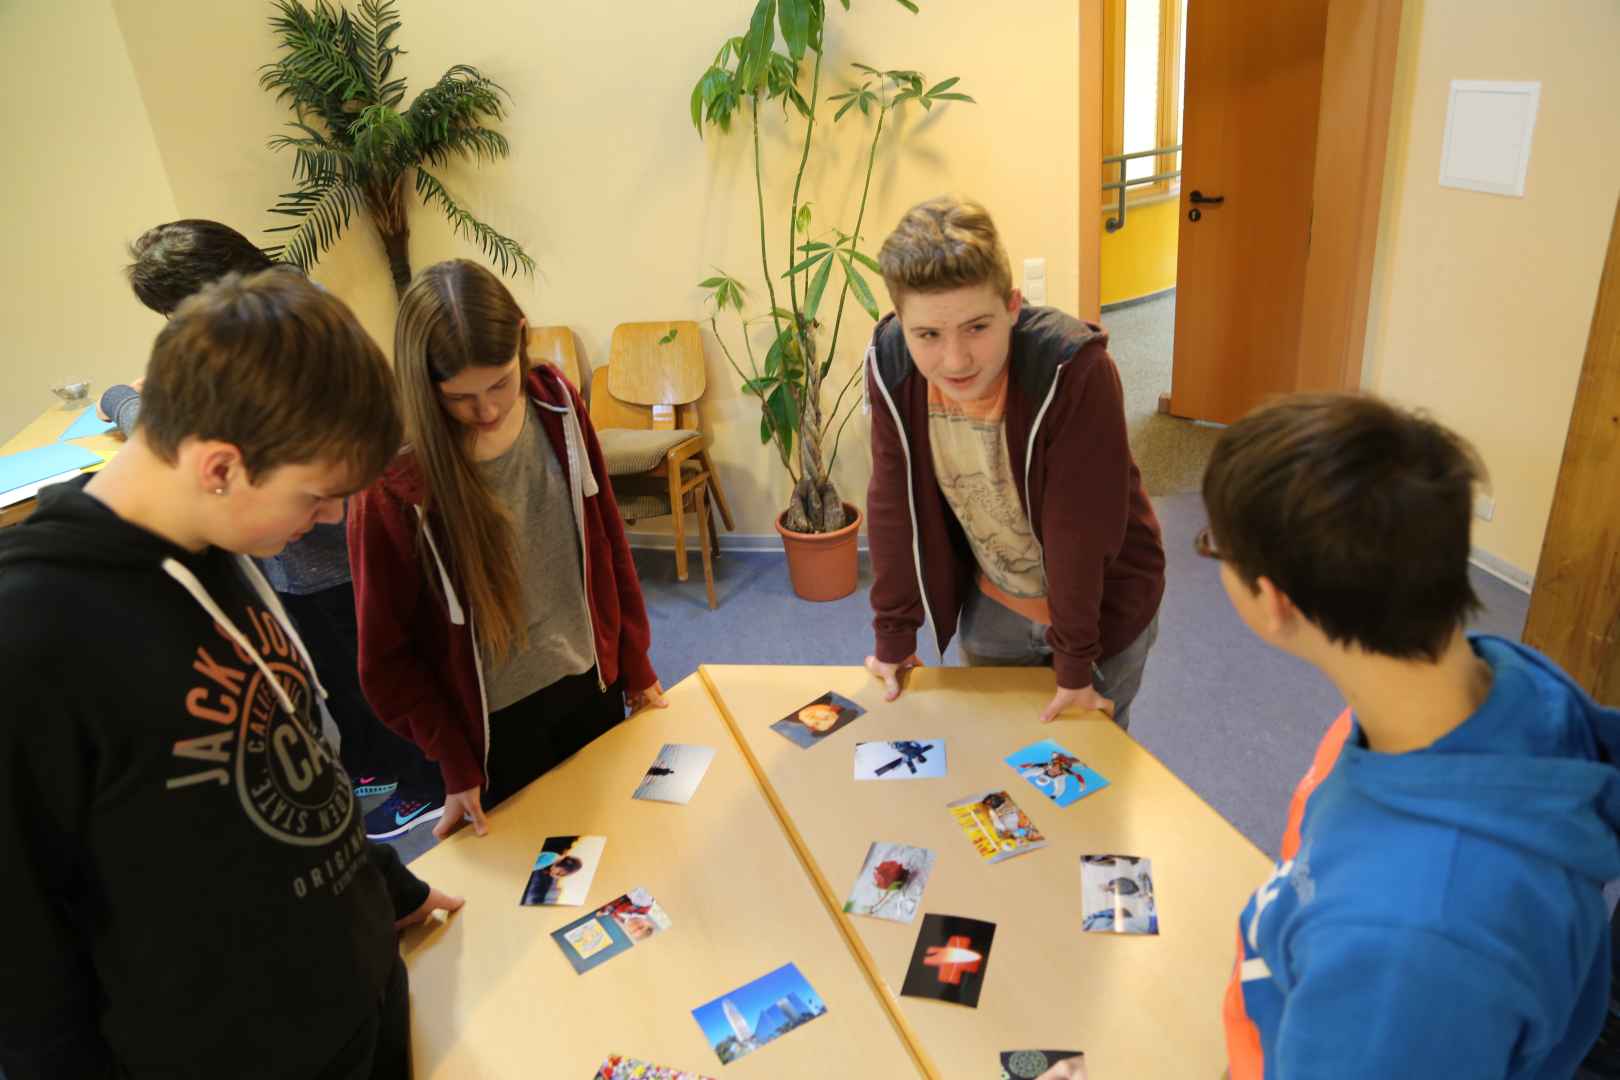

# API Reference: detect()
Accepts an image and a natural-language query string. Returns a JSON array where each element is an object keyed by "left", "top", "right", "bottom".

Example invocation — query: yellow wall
[
  {"left": 105, "top": 0, "right": 1083, "bottom": 537},
  {"left": 1099, "top": 195, "right": 1179, "bottom": 307},
  {"left": 1362, "top": 0, "right": 1620, "bottom": 576},
  {"left": 0, "top": 0, "right": 178, "bottom": 440}
]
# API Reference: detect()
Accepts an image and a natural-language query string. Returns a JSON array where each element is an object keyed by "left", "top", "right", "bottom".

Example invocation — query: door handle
[{"left": 1189, "top": 190, "right": 1225, "bottom": 205}]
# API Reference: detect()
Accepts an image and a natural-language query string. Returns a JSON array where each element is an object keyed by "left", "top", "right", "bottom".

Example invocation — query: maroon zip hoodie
[
  {"left": 865, "top": 305, "right": 1165, "bottom": 690},
  {"left": 348, "top": 365, "right": 657, "bottom": 796}
]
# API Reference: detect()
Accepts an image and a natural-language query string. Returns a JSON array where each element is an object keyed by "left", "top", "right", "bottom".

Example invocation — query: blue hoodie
[{"left": 1224, "top": 635, "right": 1620, "bottom": 1079}]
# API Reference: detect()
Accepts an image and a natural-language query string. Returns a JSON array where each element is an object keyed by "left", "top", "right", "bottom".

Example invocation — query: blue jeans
[{"left": 957, "top": 589, "right": 1161, "bottom": 731}]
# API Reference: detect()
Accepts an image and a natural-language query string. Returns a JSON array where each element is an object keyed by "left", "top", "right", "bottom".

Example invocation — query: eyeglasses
[{"left": 1193, "top": 526, "right": 1224, "bottom": 561}]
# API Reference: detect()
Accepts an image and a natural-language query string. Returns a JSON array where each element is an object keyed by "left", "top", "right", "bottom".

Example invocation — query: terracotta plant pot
[{"left": 775, "top": 502, "right": 862, "bottom": 602}]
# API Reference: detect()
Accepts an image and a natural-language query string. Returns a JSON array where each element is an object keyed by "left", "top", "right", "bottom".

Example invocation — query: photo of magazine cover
[
  {"left": 946, "top": 789, "right": 1047, "bottom": 864},
  {"left": 1081, "top": 855, "right": 1159, "bottom": 935}
]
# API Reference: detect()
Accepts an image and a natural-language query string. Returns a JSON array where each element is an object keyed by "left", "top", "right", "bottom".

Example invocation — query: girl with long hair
[{"left": 349, "top": 259, "right": 663, "bottom": 839}]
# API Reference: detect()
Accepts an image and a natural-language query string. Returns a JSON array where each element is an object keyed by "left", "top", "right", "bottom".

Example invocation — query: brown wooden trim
[
  {"left": 1524, "top": 195, "right": 1620, "bottom": 705},
  {"left": 1079, "top": 0, "right": 1104, "bottom": 322},
  {"left": 1294, "top": 0, "right": 1404, "bottom": 391}
]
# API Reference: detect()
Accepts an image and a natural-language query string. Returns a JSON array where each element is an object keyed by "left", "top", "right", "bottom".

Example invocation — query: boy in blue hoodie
[{"left": 1203, "top": 393, "right": 1620, "bottom": 1078}]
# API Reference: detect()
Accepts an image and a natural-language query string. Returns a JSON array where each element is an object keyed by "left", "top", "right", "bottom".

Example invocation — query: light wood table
[
  {"left": 399, "top": 674, "right": 927, "bottom": 1079},
  {"left": 0, "top": 403, "right": 124, "bottom": 528},
  {"left": 698, "top": 664, "right": 1275, "bottom": 1080}
]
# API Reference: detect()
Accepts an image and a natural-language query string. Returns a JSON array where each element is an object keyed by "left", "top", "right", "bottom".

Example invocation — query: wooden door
[
  {"left": 1168, "top": 0, "right": 1331, "bottom": 424},
  {"left": 1523, "top": 196, "right": 1620, "bottom": 706}
]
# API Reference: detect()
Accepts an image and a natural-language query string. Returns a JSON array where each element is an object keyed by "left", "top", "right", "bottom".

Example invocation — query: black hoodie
[{"left": 0, "top": 478, "right": 428, "bottom": 1079}]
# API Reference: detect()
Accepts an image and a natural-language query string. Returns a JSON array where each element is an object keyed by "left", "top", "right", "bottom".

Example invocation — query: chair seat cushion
[
  {"left": 613, "top": 490, "right": 673, "bottom": 524},
  {"left": 597, "top": 428, "right": 701, "bottom": 476}
]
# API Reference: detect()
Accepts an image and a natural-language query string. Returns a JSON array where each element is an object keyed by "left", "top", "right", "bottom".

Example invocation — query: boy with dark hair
[
  {"left": 101, "top": 218, "right": 444, "bottom": 837},
  {"left": 0, "top": 270, "right": 462, "bottom": 1079},
  {"left": 865, "top": 195, "right": 1165, "bottom": 728},
  {"left": 1207, "top": 392, "right": 1620, "bottom": 1078},
  {"left": 99, "top": 219, "right": 276, "bottom": 437}
]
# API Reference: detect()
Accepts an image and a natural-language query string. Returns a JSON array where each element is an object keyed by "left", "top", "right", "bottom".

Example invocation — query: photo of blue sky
[{"left": 692, "top": 962, "right": 825, "bottom": 1048}]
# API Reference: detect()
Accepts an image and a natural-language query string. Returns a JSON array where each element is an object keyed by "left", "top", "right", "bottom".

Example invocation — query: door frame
[{"left": 1079, "top": 0, "right": 1405, "bottom": 389}]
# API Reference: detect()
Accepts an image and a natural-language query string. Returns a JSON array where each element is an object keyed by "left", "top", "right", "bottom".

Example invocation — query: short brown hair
[
  {"left": 1202, "top": 393, "right": 1484, "bottom": 661},
  {"left": 140, "top": 268, "right": 401, "bottom": 488},
  {"left": 879, "top": 196, "right": 1013, "bottom": 306},
  {"left": 127, "top": 219, "right": 276, "bottom": 315}
]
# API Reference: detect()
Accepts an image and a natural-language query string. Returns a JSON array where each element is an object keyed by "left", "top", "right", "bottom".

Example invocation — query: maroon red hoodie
[
  {"left": 865, "top": 306, "right": 1165, "bottom": 690},
  {"left": 348, "top": 365, "right": 656, "bottom": 795}
]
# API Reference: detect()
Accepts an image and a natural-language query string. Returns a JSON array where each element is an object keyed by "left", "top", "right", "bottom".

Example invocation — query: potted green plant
[
  {"left": 691, "top": 0, "right": 973, "bottom": 600},
  {"left": 259, "top": 0, "right": 533, "bottom": 296}
]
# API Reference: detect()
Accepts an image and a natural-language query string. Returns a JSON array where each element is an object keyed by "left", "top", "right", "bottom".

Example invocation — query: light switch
[
  {"left": 1439, "top": 80, "right": 1540, "bottom": 197},
  {"left": 1022, "top": 257, "right": 1047, "bottom": 305}
]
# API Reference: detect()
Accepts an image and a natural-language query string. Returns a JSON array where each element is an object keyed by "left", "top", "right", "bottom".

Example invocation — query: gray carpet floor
[
  {"left": 1103, "top": 291, "right": 1223, "bottom": 496},
  {"left": 388, "top": 499, "right": 1529, "bottom": 865}
]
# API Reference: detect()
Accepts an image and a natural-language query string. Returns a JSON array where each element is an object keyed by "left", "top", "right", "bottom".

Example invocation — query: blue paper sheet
[
  {"left": 57, "top": 406, "right": 118, "bottom": 441},
  {"left": 0, "top": 443, "right": 103, "bottom": 496}
]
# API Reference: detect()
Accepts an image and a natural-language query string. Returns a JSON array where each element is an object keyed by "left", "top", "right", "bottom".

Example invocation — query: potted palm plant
[
  {"left": 259, "top": 0, "right": 532, "bottom": 296},
  {"left": 692, "top": 0, "right": 972, "bottom": 600}
]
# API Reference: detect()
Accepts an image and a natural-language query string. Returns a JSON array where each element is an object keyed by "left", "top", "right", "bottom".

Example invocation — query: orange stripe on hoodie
[{"left": 1222, "top": 709, "right": 1355, "bottom": 1079}]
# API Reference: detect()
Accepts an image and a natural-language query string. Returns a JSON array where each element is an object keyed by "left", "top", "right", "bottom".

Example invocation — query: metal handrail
[{"left": 1103, "top": 143, "right": 1181, "bottom": 233}]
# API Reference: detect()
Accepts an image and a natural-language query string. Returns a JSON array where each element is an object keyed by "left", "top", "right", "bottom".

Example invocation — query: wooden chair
[
  {"left": 589, "top": 321, "right": 734, "bottom": 610},
  {"left": 526, "top": 325, "right": 585, "bottom": 395}
]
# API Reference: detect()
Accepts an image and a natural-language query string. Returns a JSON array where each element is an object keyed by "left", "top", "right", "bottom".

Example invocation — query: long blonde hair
[{"left": 394, "top": 259, "right": 532, "bottom": 661}]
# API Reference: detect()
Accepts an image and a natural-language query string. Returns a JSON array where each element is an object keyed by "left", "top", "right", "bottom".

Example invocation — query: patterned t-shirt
[{"left": 927, "top": 370, "right": 1052, "bottom": 624}]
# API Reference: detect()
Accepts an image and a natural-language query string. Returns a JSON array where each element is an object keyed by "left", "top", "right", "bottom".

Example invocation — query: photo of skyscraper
[{"left": 692, "top": 963, "right": 828, "bottom": 1065}]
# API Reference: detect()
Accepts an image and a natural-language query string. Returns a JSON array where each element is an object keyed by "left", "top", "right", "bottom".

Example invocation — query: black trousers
[
  {"left": 484, "top": 667, "right": 625, "bottom": 809},
  {"left": 317, "top": 953, "right": 411, "bottom": 1080},
  {"left": 280, "top": 584, "right": 438, "bottom": 793}
]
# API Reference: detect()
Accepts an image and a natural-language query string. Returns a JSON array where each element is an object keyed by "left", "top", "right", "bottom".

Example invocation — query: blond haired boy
[{"left": 864, "top": 196, "right": 1165, "bottom": 727}]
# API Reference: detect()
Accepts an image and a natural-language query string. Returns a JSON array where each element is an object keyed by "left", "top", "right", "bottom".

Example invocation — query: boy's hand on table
[
  {"left": 395, "top": 885, "right": 465, "bottom": 931},
  {"left": 1039, "top": 684, "right": 1114, "bottom": 724},
  {"left": 865, "top": 654, "right": 922, "bottom": 701},
  {"left": 435, "top": 787, "right": 488, "bottom": 839}
]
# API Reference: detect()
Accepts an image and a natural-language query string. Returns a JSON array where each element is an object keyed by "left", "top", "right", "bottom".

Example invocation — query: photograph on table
[
  {"left": 854, "top": 738, "right": 946, "bottom": 780},
  {"left": 1081, "top": 855, "right": 1159, "bottom": 935},
  {"left": 900, "top": 913, "right": 997, "bottom": 1008},
  {"left": 520, "top": 835, "right": 606, "bottom": 906},
  {"left": 947, "top": 789, "right": 1047, "bottom": 864},
  {"left": 633, "top": 743, "right": 716, "bottom": 804},
  {"left": 691, "top": 961, "right": 828, "bottom": 1066},
  {"left": 552, "top": 887, "right": 672, "bottom": 973},
  {"left": 769, "top": 691, "right": 865, "bottom": 749},
  {"left": 594, "top": 1054, "right": 715, "bottom": 1080},
  {"left": 1001, "top": 1050, "right": 1088, "bottom": 1079},
  {"left": 843, "top": 841, "right": 936, "bottom": 924},
  {"left": 1004, "top": 739, "right": 1109, "bottom": 808}
]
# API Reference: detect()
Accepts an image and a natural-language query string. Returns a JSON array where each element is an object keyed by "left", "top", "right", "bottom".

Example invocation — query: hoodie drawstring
[
  {"left": 161, "top": 557, "right": 301, "bottom": 718},
  {"left": 234, "top": 555, "right": 328, "bottom": 702}
]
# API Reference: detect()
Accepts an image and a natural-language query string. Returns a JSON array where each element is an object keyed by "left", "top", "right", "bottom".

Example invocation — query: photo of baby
[{"left": 769, "top": 691, "right": 865, "bottom": 749}]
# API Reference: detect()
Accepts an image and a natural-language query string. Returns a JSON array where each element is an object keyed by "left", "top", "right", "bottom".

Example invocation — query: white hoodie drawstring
[
  {"left": 414, "top": 505, "right": 466, "bottom": 625},
  {"left": 233, "top": 555, "right": 329, "bottom": 702},
  {"left": 162, "top": 557, "right": 303, "bottom": 717}
]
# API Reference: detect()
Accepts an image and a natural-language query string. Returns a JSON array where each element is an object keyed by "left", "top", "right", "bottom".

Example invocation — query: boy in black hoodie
[{"left": 0, "top": 269, "right": 462, "bottom": 1079}]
